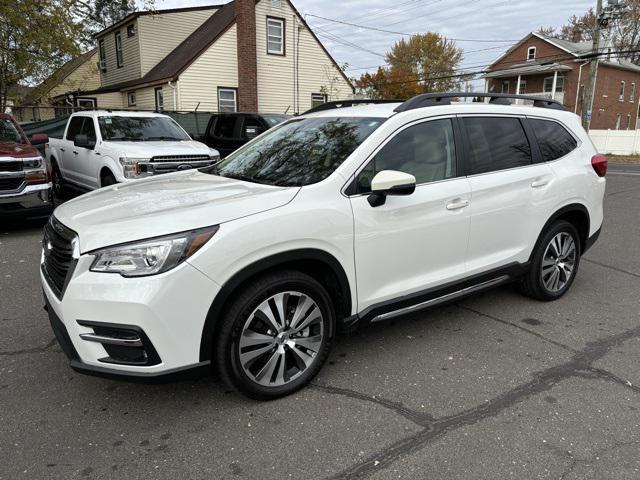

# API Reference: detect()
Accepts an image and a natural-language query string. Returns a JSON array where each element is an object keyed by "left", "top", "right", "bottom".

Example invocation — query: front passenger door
[{"left": 349, "top": 118, "right": 472, "bottom": 313}]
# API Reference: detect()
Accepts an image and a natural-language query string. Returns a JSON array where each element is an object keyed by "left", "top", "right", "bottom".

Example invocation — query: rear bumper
[
  {"left": 584, "top": 226, "right": 602, "bottom": 254},
  {"left": 0, "top": 183, "right": 53, "bottom": 218}
]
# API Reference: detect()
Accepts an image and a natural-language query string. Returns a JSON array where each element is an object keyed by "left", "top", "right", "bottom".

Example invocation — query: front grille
[
  {"left": 0, "top": 161, "right": 22, "bottom": 172},
  {"left": 0, "top": 176, "right": 24, "bottom": 191},
  {"left": 151, "top": 154, "right": 211, "bottom": 163},
  {"left": 41, "top": 217, "right": 77, "bottom": 299}
]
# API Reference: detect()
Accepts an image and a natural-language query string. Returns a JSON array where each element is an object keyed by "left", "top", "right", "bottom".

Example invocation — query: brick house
[
  {"left": 484, "top": 32, "right": 640, "bottom": 130},
  {"left": 74, "top": 0, "right": 353, "bottom": 115}
]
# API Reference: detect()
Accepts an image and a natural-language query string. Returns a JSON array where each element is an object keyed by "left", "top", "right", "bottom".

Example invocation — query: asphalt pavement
[{"left": 1, "top": 167, "right": 639, "bottom": 479}]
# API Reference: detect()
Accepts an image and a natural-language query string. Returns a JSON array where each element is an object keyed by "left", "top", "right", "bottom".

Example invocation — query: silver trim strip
[
  {"left": 371, "top": 275, "right": 510, "bottom": 323},
  {"left": 79, "top": 333, "right": 143, "bottom": 347}
]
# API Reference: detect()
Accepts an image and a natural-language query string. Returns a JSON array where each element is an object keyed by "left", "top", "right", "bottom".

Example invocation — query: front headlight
[
  {"left": 119, "top": 157, "right": 149, "bottom": 178},
  {"left": 90, "top": 226, "right": 218, "bottom": 277},
  {"left": 208, "top": 149, "right": 221, "bottom": 162},
  {"left": 23, "top": 157, "right": 43, "bottom": 170}
]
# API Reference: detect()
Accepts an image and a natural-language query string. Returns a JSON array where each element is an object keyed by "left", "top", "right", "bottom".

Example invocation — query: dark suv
[{"left": 201, "top": 113, "right": 290, "bottom": 157}]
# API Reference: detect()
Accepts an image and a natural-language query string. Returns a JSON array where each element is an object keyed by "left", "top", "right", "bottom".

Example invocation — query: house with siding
[
  {"left": 19, "top": 49, "right": 100, "bottom": 121},
  {"left": 76, "top": 0, "right": 354, "bottom": 114},
  {"left": 483, "top": 32, "right": 640, "bottom": 130}
]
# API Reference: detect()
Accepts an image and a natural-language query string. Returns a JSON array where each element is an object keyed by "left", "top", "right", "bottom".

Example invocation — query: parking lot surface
[{"left": 1, "top": 167, "right": 639, "bottom": 479}]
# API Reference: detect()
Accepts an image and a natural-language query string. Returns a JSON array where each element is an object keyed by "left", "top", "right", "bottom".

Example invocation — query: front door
[
  {"left": 74, "top": 116, "right": 99, "bottom": 189},
  {"left": 61, "top": 116, "right": 87, "bottom": 185},
  {"left": 349, "top": 117, "right": 472, "bottom": 313}
]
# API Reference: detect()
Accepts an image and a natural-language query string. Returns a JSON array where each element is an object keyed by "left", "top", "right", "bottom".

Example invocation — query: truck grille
[
  {"left": 151, "top": 155, "right": 211, "bottom": 163},
  {"left": 0, "top": 161, "right": 22, "bottom": 172},
  {"left": 0, "top": 176, "right": 24, "bottom": 191},
  {"left": 41, "top": 217, "right": 77, "bottom": 299}
]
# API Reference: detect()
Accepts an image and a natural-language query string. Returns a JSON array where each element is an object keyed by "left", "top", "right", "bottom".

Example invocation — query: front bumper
[
  {"left": 41, "top": 252, "right": 221, "bottom": 381},
  {"left": 0, "top": 183, "right": 53, "bottom": 218}
]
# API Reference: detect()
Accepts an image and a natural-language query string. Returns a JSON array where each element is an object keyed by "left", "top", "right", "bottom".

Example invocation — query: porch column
[
  {"left": 516, "top": 75, "right": 521, "bottom": 95},
  {"left": 551, "top": 70, "right": 558, "bottom": 101}
]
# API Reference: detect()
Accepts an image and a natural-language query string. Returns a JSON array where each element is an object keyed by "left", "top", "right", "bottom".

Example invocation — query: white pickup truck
[{"left": 47, "top": 111, "right": 220, "bottom": 193}]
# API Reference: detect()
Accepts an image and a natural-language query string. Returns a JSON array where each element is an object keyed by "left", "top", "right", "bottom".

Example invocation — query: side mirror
[
  {"left": 30, "top": 133, "right": 49, "bottom": 145},
  {"left": 74, "top": 134, "right": 94, "bottom": 149},
  {"left": 368, "top": 170, "right": 416, "bottom": 207}
]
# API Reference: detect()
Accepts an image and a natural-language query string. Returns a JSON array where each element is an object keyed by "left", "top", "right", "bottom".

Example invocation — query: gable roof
[
  {"left": 23, "top": 49, "right": 97, "bottom": 104},
  {"left": 82, "top": 0, "right": 353, "bottom": 95}
]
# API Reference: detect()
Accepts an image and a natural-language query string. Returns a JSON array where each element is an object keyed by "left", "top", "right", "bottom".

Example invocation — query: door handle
[
  {"left": 531, "top": 179, "right": 549, "bottom": 188},
  {"left": 60, "top": 148, "right": 65, "bottom": 152},
  {"left": 73, "top": 151, "right": 79, "bottom": 155},
  {"left": 446, "top": 199, "right": 470, "bottom": 211}
]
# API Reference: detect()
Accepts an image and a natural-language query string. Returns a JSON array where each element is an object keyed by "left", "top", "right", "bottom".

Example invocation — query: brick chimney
[{"left": 235, "top": 0, "right": 258, "bottom": 112}]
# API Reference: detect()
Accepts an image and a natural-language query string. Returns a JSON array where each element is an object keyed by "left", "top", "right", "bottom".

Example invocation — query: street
[{"left": 1, "top": 166, "right": 639, "bottom": 480}]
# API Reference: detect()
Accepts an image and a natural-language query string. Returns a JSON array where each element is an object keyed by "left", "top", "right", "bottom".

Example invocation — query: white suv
[{"left": 41, "top": 94, "right": 607, "bottom": 399}]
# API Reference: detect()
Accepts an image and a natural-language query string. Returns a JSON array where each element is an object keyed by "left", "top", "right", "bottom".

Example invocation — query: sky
[{"left": 147, "top": 0, "right": 595, "bottom": 88}]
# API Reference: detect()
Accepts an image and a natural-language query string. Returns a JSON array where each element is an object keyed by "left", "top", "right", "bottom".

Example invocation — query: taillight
[{"left": 591, "top": 154, "right": 607, "bottom": 177}]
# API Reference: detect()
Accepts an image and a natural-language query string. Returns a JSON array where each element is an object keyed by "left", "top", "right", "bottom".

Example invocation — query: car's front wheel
[
  {"left": 215, "top": 270, "right": 334, "bottom": 399},
  {"left": 520, "top": 220, "right": 581, "bottom": 301}
]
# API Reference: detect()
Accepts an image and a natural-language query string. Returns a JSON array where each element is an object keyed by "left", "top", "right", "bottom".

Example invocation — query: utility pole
[{"left": 582, "top": 0, "right": 603, "bottom": 131}]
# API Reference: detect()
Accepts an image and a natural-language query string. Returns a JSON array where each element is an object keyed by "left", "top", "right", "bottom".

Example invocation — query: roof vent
[{"left": 271, "top": 0, "right": 282, "bottom": 7}]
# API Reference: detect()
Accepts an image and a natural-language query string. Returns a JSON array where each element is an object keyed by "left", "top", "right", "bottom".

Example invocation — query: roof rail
[
  {"left": 303, "top": 99, "right": 403, "bottom": 115},
  {"left": 394, "top": 92, "right": 566, "bottom": 113}
]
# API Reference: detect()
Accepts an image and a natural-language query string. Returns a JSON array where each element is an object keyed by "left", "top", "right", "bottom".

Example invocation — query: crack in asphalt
[
  {"left": 582, "top": 258, "right": 640, "bottom": 279},
  {"left": 0, "top": 337, "right": 57, "bottom": 357},
  {"left": 558, "top": 440, "right": 640, "bottom": 480},
  {"left": 605, "top": 186, "right": 640, "bottom": 197},
  {"left": 588, "top": 367, "right": 640, "bottom": 394},
  {"left": 311, "top": 383, "right": 435, "bottom": 428},
  {"left": 458, "top": 305, "right": 577, "bottom": 353},
  {"left": 326, "top": 324, "right": 640, "bottom": 479}
]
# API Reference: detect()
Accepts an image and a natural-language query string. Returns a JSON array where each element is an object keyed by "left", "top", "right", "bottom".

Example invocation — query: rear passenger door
[
  {"left": 461, "top": 115, "right": 555, "bottom": 275},
  {"left": 207, "top": 115, "right": 243, "bottom": 158}
]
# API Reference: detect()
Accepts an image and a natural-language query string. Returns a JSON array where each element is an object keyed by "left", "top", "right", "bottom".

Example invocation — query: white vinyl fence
[{"left": 589, "top": 129, "right": 640, "bottom": 155}]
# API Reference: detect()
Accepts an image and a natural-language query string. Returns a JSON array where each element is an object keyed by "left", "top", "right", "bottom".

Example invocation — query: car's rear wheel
[
  {"left": 215, "top": 270, "right": 334, "bottom": 400},
  {"left": 520, "top": 220, "right": 581, "bottom": 301}
]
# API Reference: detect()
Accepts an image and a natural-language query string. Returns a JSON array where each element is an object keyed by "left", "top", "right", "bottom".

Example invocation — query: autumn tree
[
  {"left": 0, "top": 0, "right": 81, "bottom": 111},
  {"left": 356, "top": 33, "right": 464, "bottom": 99},
  {"left": 74, "top": 0, "right": 139, "bottom": 47}
]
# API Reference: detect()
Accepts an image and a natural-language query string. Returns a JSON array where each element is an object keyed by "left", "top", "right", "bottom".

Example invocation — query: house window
[
  {"left": 543, "top": 75, "right": 564, "bottom": 93},
  {"left": 518, "top": 80, "right": 527, "bottom": 95},
  {"left": 619, "top": 81, "right": 625, "bottom": 102},
  {"left": 311, "top": 93, "right": 327, "bottom": 109},
  {"left": 615, "top": 113, "right": 621, "bottom": 130},
  {"left": 98, "top": 39, "right": 106, "bottom": 71},
  {"left": 127, "top": 92, "right": 136, "bottom": 107},
  {"left": 218, "top": 88, "right": 237, "bottom": 112},
  {"left": 527, "top": 46, "right": 536, "bottom": 61},
  {"left": 115, "top": 31, "right": 123, "bottom": 68},
  {"left": 155, "top": 87, "right": 164, "bottom": 112},
  {"left": 631, "top": 82, "right": 636, "bottom": 102},
  {"left": 267, "top": 17, "right": 285, "bottom": 55},
  {"left": 127, "top": 24, "right": 136, "bottom": 37},
  {"left": 627, "top": 114, "right": 632, "bottom": 130},
  {"left": 76, "top": 98, "right": 96, "bottom": 109},
  {"left": 501, "top": 80, "right": 509, "bottom": 93}
]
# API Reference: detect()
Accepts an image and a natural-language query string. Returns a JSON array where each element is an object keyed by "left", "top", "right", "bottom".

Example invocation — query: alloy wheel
[
  {"left": 238, "top": 291, "right": 324, "bottom": 387},
  {"left": 540, "top": 232, "right": 577, "bottom": 293}
]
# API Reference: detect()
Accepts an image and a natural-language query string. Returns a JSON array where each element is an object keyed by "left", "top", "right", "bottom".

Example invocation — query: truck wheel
[
  {"left": 101, "top": 172, "right": 117, "bottom": 187},
  {"left": 215, "top": 270, "right": 335, "bottom": 400}
]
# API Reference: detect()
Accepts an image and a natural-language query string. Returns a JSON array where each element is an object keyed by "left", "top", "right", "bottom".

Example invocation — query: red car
[{"left": 0, "top": 113, "right": 53, "bottom": 219}]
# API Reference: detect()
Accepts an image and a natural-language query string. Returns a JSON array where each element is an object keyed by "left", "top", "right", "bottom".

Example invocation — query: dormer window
[
  {"left": 127, "top": 24, "right": 136, "bottom": 38},
  {"left": 527, "top": 46, "right": 536, "bottom": 61}
]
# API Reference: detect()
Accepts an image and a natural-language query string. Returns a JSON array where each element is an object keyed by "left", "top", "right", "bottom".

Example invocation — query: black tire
[
  {"left": 215, "top": 270, "right": 335, "bottom": 400},
  {"left": 101, "top": 171, "right": 117, "bottom": 187},
  {"left": 51, "top": 163, "right": 65, "bottom": 198},
  {"left": 520, "top": 220, "right": 581, "bottom": 301}
]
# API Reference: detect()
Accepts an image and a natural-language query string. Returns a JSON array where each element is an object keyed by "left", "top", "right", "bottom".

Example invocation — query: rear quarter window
[{"left": 529, "top": 118, "right": 578, "bottom": 162}]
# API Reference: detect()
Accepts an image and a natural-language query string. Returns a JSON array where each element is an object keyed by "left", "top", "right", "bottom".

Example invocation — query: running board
[{"left": 370, "top": 275, "right": 510, "bottom": 323}]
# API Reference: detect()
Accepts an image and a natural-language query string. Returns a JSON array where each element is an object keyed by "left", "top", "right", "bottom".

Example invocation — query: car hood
[
  {"left": 54, "top": 170, "right": 299, "bottom": 253},
  {"left": 102, "top": 140, "right": 214, "bottom": 157},
  {"left": 0, "top": 142, "right": 39, "bottom": 158}
]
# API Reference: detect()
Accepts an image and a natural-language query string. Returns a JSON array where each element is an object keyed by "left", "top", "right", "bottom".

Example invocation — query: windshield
[
  {"left": 263, "top": 115, "right": 290, "bottom": 127},
  {"left": 0, "top": 118, "right": 24, "bottom": 144},
  {"left": 203, "top": 117, "right": 384, "bottom": 187},
  {"left": 98, "top": 116, "right": 191, "bottom": 141}
]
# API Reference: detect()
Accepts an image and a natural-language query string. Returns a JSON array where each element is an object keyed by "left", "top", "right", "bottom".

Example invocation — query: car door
[
  {"left": 208, "top": 115, "right": 243, "bottom": 158},
  {"left": 460, "top": 115, "right": 555, "bottom": 275},
  {"left": 61, "top": 116, "right": 85, "bottom": 184},
  {"left": 349, "top": 117, "right": 472, "bottom": 314},
  {"left": 73, "top": 116, "right": 99, "bottom": 189}
]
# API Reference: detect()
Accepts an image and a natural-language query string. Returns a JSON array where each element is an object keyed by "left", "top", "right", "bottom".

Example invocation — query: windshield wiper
[
  {"left": 108, "top": 136, "right": 143, "bottom": 141},
  {"left": 222, "top": 173, "right": 272, "bottom": 185},
  {"left": 145, "top": 136, "right": 184, "bottom": 141}
]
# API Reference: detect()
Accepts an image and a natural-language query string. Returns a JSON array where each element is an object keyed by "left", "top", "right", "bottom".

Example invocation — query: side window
[
  {"left": 462, "top": 117, "right": 532, "bottom": 175},
  {"left": 530, "top": 119, "right": 577, "bottom": 162},
  {"left": 213, "top": 116, "right": 239, "bottom": 139},
  {"left": 242, "top": 117, "right": 265, "bottom": 140},
  {"left": 356, "top": 119, "right": 457, "bottom": 193},
  {"left": 80, "top": 117, "right": 97, "bottom": 144},
  {"left": 66, "top": 117, "right": 85, "bottom": 141}
]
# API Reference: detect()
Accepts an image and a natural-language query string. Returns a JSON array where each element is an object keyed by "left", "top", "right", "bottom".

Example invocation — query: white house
[{"left": 76, "top": 0, "right": 354, "bottom": 114}]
